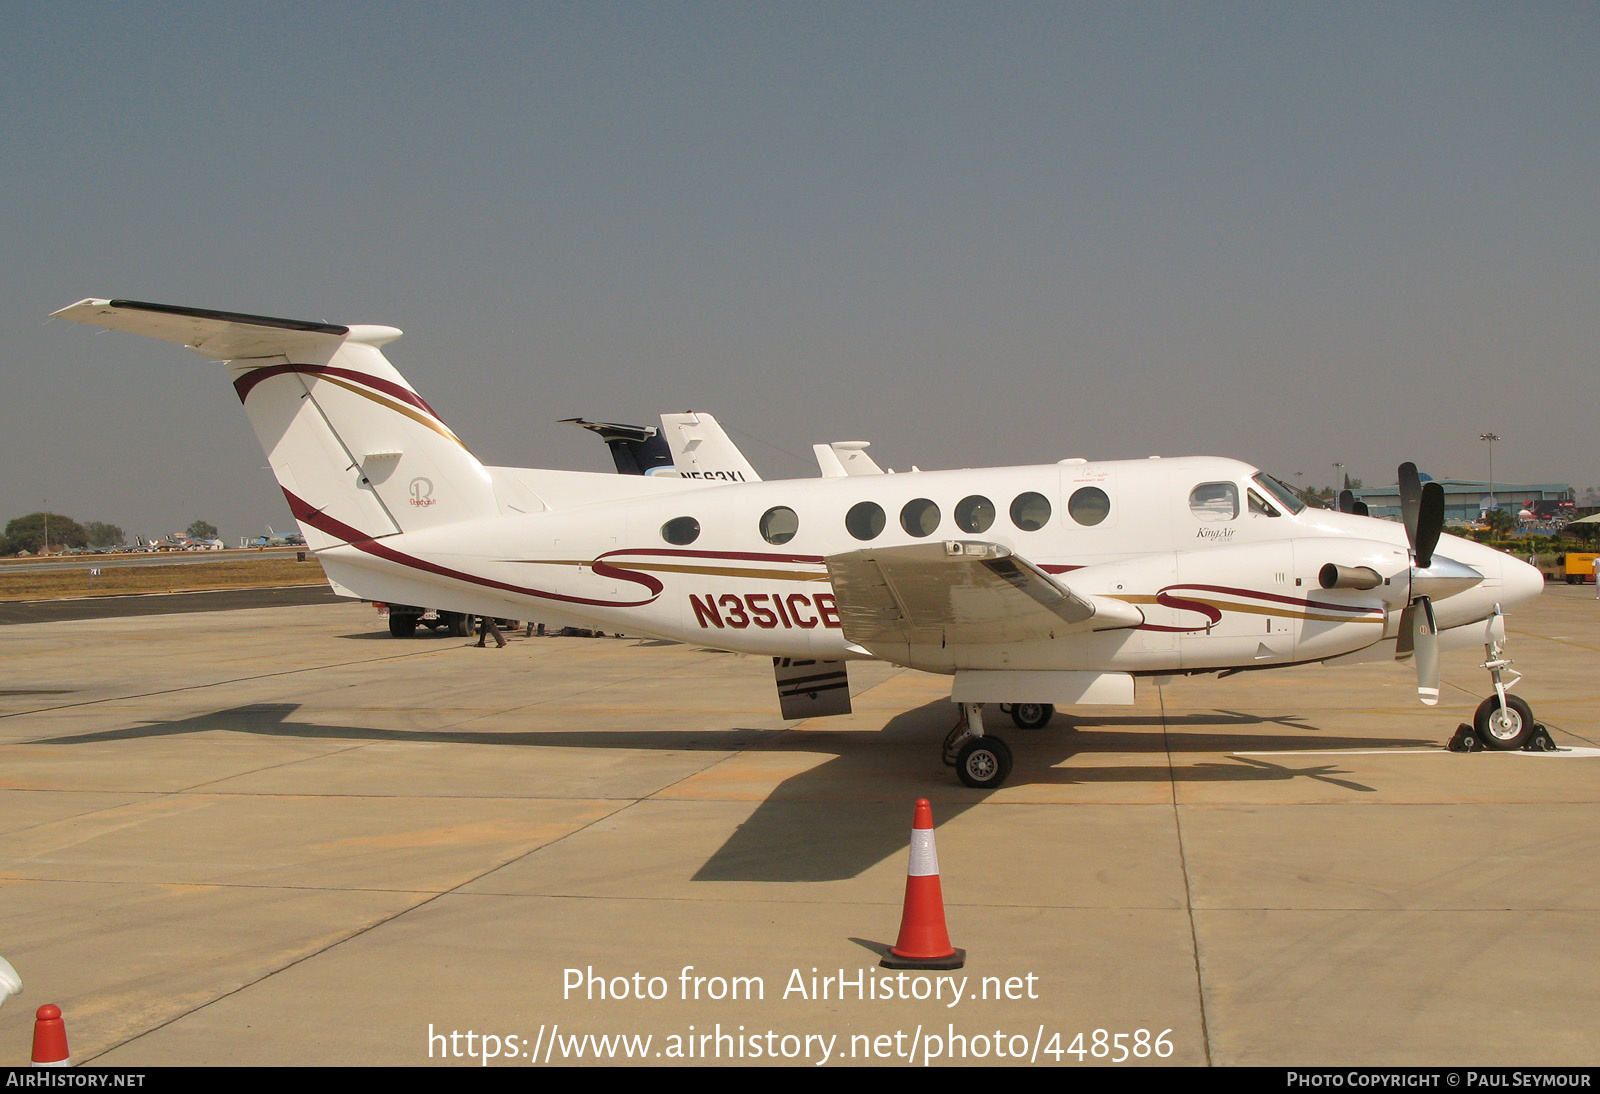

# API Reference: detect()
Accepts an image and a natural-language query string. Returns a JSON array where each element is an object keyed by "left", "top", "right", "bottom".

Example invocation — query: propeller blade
[
  {"left": 1338, "top": 489, "right": 1354, "bottom": 514},
  {"left": 1415, "top": 481, "right": 1444, "bottom": 569},
  {"left": 1398, "top": 462, "right": 1422, "bottom": 552},
  {"left": 1398, "top": 462, "right": 1446, "bottom": 568},
  {"left": 1411, "top": 596, "right": 1439, "bottom": 706},
  {"left": 1396, "top": 603, "right": 1415, "bottom": 660}
]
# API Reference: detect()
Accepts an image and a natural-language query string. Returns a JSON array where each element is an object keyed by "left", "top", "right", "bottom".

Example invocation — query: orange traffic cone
[
  {"left": 31, "top": 1003, "right": 71, "bottom": 1067},
  {"left": 882, "top": 798, "right": 965, "bottom": 970}
]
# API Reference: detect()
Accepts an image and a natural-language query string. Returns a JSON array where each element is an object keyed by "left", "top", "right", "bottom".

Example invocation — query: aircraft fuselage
[{"left": 306, "top": 455, "right": 1539, "bottom": 677}]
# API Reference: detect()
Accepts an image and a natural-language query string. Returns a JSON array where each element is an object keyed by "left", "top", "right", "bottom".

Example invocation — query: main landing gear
[
  {"left": 1448, "top": 608, "right": 1555, "bottom": 752},
  {"left": 943, "top": 703, "right": 1014, "bottom": 789},
  {"left": 1000, "top": 702, "right": 1055, "bottom": 730},
  {"left": 942, "top": 702, "right": 1069, "bottom": 787}
]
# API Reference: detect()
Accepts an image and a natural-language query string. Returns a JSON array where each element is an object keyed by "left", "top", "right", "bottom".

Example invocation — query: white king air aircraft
[{"left": 54, "top": 299, "right": 1546, "bottom": 788}]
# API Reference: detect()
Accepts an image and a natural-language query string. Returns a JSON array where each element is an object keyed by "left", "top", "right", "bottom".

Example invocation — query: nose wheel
[{"left": 1473, "top": 694, "right": 1534, "bottom": 750}]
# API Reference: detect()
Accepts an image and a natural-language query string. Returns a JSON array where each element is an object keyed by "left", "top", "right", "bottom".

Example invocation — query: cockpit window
[
  {"left": 1189, "top": 482, "right": 1238, "bottom": 522},
  {"left": 1252, "top": 472, "right": 1306, "bottom": 514},
  {"left": 1248, "top": 489, "right": 1281, "bottom": 517}
]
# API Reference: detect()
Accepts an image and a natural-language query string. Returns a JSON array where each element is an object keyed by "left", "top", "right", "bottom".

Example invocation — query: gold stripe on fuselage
[
  {"left": 1115, "top": 593, "right": 1383, "bottom": 625},
  {"left": 513, "top": 559, "right": 831, "bottom": 583},
  {"left": 315, "top": 374, "right": 467, "bottom": 450}
]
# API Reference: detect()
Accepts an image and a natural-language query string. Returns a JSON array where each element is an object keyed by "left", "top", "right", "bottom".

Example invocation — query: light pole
[
  {"left": 1480, "top": 433, "right": 1499, "bottom": 514},
  {"left": 1332, "top": 463, "right": 1345, "bottom": 491}
]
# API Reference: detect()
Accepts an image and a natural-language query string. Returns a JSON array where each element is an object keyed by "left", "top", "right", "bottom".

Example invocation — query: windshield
[{"left": 1252, "top": 472, "right": 1307, "bottom": 515}]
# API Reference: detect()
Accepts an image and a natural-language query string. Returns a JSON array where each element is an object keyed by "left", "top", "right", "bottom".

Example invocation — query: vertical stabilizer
[
  {"left": 658, "top": 412, "right": 762, "bottom": 482},
  {"left": 52, "top": 299, "right": 499, "bottom": 549}
]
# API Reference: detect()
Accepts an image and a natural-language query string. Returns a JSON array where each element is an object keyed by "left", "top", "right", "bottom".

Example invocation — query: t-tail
[{"left": 53, "top": 299, "right": 499, "bottom": 551}]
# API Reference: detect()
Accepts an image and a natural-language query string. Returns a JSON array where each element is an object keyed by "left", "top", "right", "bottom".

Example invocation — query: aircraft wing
[{"left": 824, "top": 540, "right": 1143, "bottom": 648}]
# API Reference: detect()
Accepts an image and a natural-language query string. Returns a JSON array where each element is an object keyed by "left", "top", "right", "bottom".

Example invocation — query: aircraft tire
[
  {"left": 388, "top": 615, "right": 418, "bottom": 638},
  {"left": 443, "top": 612, "right": 471, "bottom": 638},
  {"left": 955, "top": 737, "right": 1013, "bottom": 789},
  {"left": 1010, "top": 703, "right": 1054, "bottom": 730},
  {"left": 1474, "top": 695, "right": 1534, "bottom": 750}
]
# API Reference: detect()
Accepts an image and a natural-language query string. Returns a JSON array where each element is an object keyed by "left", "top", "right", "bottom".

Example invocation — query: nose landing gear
[{"left": 1448, "top": 606, "right": 1555, "bottom": 752}]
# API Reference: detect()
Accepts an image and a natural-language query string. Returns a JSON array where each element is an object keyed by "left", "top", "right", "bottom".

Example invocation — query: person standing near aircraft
[{"left": 475, "top": 615, "right": 506, "bottom": 648}]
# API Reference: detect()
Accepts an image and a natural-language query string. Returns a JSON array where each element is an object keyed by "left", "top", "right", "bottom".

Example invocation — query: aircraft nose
[{"left": 1499, "top": 551, "right": 1545, "bottom": 609}]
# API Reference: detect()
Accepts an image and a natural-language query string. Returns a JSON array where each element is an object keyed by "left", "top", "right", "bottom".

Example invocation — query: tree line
[{"left": 2, "top": 513, "right": 219, "bottom": 555}]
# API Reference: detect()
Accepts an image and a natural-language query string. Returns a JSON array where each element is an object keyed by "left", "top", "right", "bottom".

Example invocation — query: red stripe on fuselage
[
  {"left": 234, "top": 363, "right": 443, "bottom": 419},
  {"left": 282, "top": 490, "right": 664, "bottom": 608}
]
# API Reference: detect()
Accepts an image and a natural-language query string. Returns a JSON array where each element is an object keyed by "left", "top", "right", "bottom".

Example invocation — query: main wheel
[
  {"left": 1010, "top": 702, "right": 1054, "bottom": 730},
  {"left": 955, "top": 737, "right": 1013, "bottom": 789},
  {"left": 1474, "top": 694, "right": 1535, "bottom": 750},
  {"left": 388, "top": 614, "right": 418, "bottom": 638},
  {"left": 443, "top": 612, "right": 472, "bottom": 637}
]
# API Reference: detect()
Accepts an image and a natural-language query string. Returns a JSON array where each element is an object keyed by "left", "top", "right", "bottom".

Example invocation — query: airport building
[{"left": 1354, "top": 479, "right": 1574, "bottom": 522}]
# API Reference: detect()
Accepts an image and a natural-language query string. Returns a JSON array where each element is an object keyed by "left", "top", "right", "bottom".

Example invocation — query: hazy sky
[{"left": 5, "top": 2, "right": 1597, "bottom": 542}]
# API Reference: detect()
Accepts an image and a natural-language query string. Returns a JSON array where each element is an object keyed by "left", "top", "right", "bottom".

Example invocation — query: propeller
[
  {"left": 1395, "top": 461, "right": 1449, "bottom": 705},
  {"left": 1336, "top": 489, "right": 1369, "bottom": 516}
]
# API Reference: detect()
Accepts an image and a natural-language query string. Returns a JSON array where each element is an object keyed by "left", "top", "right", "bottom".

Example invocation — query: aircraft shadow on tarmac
[{"left": 39, "top": 698, "right": 1419, "bottom": 881}]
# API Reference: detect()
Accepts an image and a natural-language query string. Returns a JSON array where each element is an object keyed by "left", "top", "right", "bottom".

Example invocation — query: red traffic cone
[
  {"left": 31, "top": 1003, "right": 71, "bottom": 1067},
  {"left": 882, "top": 798, "right": 965, "bottom": 970}
]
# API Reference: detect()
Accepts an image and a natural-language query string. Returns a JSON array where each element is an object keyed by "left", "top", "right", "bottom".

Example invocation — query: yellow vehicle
[{"left": 1564, "top": 553, "right": 1599, "bottom": 585}]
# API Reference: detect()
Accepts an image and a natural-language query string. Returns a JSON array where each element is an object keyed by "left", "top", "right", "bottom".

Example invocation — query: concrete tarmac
[
  {"left": 1, "top": 586, "right": 1597, "bottom": 1067},
  {"left": 0, "top": 585, "right": 340, "bottom": 626}
]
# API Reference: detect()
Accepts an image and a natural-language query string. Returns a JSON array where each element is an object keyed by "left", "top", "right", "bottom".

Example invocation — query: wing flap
[{"left": 825, "top": 540, "right": 1143, "bottom": 648}]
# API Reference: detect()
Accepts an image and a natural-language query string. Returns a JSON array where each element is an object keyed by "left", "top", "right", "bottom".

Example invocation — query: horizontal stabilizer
[
  {"left": 51, "top": 299, "right": 384, "bottom": 361},
  {"left": 563, "top": 418, "right": 675, "bottom": 476}
]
